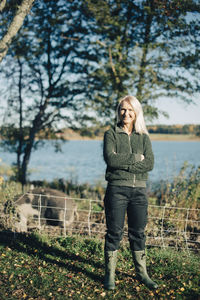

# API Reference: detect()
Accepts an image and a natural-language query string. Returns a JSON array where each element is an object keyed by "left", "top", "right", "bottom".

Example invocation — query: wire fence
[{"left": 9, "top": 192, "right": 200, "bottom": 252}]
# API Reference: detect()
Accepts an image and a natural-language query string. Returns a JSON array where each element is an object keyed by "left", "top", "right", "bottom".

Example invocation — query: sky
[
  {"left": 150, "top": 98, "right": 200, "bottom": 125},
  {"left": 0, "top": 80, "right": 199, "bottom": 126}
]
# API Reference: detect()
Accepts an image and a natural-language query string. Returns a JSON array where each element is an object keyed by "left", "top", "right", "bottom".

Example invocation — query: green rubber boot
[
  {"left": 132, "top": 250, "right": 158, "bottom": 289},
  {"left": 104, "top": 250, "right": 118, "bottom": 290}
]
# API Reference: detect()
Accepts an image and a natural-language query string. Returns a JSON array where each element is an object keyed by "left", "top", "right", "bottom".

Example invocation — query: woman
[{"left": 103, "top": 95, "right": 158, "bottom": 290}]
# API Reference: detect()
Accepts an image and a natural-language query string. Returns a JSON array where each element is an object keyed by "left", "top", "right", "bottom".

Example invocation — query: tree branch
[
  {"left": 0, "top": 0, "right": 6, "bottom": 12},
  {"left": 0, "top": 0, "right": 35, "bottom": 63},
  {"left": 108, "top": 45, "right": 121, "bottom": 85}
]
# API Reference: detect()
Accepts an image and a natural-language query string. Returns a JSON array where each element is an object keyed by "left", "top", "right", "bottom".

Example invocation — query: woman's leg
[
  {"left": 104, "top": 185, "right": 129, "bottom": 289},
  {"left": 104, "top": 185, "right": 129, "bottom": 251},
  {"left": 127, "top": 187, "right": 148, "bottom": 251},
  {"left": 127, "top": 187, "right": 158, "bottom": 289}
]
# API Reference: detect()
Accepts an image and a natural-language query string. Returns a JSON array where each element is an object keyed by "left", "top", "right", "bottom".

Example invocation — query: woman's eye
[{"left": 121, "top": 108, "right": 134, "bottom": 113}]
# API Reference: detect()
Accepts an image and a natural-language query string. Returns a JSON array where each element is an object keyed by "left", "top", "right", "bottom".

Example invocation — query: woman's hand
[{"left": 141, "top": 154, "right": 144, "bottom": 161}]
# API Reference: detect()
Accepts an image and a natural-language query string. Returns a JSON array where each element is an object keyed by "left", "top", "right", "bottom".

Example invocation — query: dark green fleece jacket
[{"left": 103, "top": 125, "right": 154, "bottom": 187}]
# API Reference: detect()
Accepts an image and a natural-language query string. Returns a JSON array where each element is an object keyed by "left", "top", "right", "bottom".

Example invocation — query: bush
[
  {"left": 0, "top": 181, "right": 30, "bottom": 230},
  {"left": 155, "top": 163, "right": 200, "bottom": 210},
  {"left": 147, "top": 163, "right": 200, "bottom": 251}
]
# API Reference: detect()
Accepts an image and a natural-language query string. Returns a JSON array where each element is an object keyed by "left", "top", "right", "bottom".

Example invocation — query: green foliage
[
  {"left": 0, "top": 180, "right": 30, "bottom": 230},
  {"left": 0, "top": 125, "right": 30, "bottom": 151},
  {"left": 147, "top": 124, "right": 200, "bottom": 135},
  {"left": 0, "top": 0, "right": 97, "bottom": 185},
  {"left": 0, "top": 160, "right": 14, "bottom": 177},
  {"left": 83, "top": 0, "right": 200, "bottom": 124},
  {"left": 145, "top": 164, "right": 200, "bottom": 250},
  {"left": 79, "top": 127, "right": 96, "bottom": 138},
  {"left": 1, "top": 0, "right": 200, "bottom": 185},
  {"left": 82, "top": 238, "right": 103, "bottom": 256},
  {"left": 56, "top": 236, "right": 103, "bottom": 256},
  {"left": 0, "top": 181, "right": 22, "bottom": 205},
  {"left": 0, "top": 232, "right": 199, "bottom": 299},
  {"left": 30, "top": 178, "right": 106, "bottom": 200},
  {"left": 155, "top": 163, "right": 200, "bottom": 209}
]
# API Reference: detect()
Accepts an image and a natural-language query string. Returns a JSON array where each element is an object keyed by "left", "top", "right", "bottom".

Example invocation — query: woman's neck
[{"left": 122, "top": 123, "right": 134, "bottom": 135}]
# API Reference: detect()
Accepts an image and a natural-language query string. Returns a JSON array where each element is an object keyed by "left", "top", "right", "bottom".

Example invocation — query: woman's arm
[
  {"left": 103, "top": 130, "right": 140, "bottom": 169},
  {"left": 128, "top": 135, "right": 154, "bottom": 173}
]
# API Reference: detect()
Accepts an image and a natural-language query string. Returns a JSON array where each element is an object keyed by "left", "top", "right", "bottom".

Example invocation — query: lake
[{"left": 1, "top": 140, "right": 200, "bottom": 186}]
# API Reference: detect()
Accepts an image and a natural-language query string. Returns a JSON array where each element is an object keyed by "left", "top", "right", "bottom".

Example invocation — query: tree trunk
[
  {"left": 20, "top": 98, "right": 50, "bottom": 186},
  {"left": 16, "top": 58, "right": 24, "bottom": 181},
  {"left": 0, "top": 0, "right": 35, "bottom": 63}
]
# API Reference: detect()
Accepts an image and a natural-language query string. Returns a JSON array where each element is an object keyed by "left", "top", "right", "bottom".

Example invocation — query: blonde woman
[{"left": 103, "top": 95, "right": 158, "bottom": 290}]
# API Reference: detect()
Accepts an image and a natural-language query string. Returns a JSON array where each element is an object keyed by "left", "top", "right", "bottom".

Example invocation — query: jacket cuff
[{"left": 134, "top": 153, "right": 142, "bottom": 161}]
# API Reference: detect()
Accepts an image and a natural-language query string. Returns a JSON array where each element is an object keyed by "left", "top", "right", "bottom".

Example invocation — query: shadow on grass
[{"left": 0, "top": 230, "right": 103, "bottom": 284}]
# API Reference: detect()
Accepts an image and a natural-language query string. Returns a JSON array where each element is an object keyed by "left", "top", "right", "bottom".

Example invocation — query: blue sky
[
  {"left": 0, "top": 74, "right": 199, "bottom": 126},
  {"left": 150, "top": 98, "right": 200, "bottom": 125}
]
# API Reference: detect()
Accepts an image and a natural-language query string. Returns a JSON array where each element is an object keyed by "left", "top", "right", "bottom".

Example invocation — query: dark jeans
[{"left": 104, "top": 185, "right": 148, "bottom": 251}]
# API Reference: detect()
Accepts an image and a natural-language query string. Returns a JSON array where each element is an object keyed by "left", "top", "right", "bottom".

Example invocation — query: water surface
[{"left": 1, "top": 140, "right": 200, "bottom": 185}]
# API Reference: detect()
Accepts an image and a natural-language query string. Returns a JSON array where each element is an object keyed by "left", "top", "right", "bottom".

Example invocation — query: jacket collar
[{"left": 115, "top": 124, "right": 136, "bottom": 134}]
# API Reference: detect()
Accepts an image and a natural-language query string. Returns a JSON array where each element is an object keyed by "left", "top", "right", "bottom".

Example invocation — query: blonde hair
[{"left": 116, "top": 95, "right": 149, "bottom": 135}]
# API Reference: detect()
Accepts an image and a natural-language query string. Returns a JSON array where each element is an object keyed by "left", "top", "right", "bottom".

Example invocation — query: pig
[{"left": 14, "top": 187, "right": 78, "bottom": 233}]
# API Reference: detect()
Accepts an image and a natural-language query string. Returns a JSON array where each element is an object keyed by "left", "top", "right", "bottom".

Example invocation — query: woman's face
[{"left": 119, "top": 101, "right": 135, "bottom": 126}]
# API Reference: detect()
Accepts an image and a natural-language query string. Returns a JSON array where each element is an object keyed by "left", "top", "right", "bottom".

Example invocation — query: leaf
[
  {"left": 100, "top": 292, "right": 106, "bottom": 297},
  {"left": 9, "top": 273, "right": 14, "bottom": 281}
]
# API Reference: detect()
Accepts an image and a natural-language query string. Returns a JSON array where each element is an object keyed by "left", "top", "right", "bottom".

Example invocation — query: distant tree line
[
  {"left": 73, "top": 124, "right": 200, "bottom": 138},
  {"left": 147, "top": 124, "right": 200, "bottom": 136},
  {"left": 77, "top": 124, "right": 200, "bottom": 137},
  {"left": 1, "top": 124, "right": 200, "bottom": 143}
]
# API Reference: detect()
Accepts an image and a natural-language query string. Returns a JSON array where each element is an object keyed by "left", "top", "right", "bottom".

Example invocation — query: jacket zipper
[{"left": 128, "top": 135, "right": 136, "bottom": 187}]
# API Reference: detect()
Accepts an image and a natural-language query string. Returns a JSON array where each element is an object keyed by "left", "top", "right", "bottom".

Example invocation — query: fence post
[
  {"left": 63, "top": 197, "right": 67, "bottom": 237},
  {"left": 88, "top": 199, "right": 91, "bottom": 236},
  {"left": 38, "top": 194, "right": 42, "bottom": 233},
  {"left": 184, "top": 208, "right": 190, "bottom": 252},
  {"left": 13, "top": 202, "right": 17, "bottom": 239},
  {"left": 161, "top": 206, "right": 166, "bottom": 248}
]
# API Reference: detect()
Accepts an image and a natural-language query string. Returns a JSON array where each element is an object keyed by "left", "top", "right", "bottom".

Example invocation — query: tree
[
  {"left": 1, "top": 0, "right": 200, "bottom": 186},
  {"left": 81, "top": 0, "right": 200, "bottom": 123},
  {"left": 0, "top": 0, "right": 96, "bottom": 186},
  {"left": 0, "top": 0, "right": 35, "bottom": 63}
]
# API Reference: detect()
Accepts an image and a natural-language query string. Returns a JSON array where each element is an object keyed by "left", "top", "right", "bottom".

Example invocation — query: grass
[{"left": 0, "top": 231, "right": 199, "bottom": 300}]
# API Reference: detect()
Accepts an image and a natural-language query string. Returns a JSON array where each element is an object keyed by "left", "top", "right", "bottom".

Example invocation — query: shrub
[{"left": 155, "top": 163, "right": 200, "bottom": 210}]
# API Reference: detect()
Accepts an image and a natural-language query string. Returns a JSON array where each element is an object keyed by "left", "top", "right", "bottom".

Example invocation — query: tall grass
[{"left": 155, "top": 163, "right": 200, "bottom": 208}]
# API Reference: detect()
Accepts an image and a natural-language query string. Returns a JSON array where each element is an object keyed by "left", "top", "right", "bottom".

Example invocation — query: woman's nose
[{"left": 124, "top": 109, "right": 129, "bottom": 115}]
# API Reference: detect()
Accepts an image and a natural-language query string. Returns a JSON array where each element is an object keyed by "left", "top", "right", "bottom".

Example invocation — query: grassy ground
[{"left": 0, "top": 231, "right": 199, "bottom": 300}]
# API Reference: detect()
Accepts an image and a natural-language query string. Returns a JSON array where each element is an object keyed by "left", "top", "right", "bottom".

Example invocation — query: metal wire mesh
[{"left": 13, "top": 192, "right": 200, "bottom": 252}]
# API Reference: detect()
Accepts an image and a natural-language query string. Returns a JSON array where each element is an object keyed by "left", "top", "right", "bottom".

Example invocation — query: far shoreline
[
  {"left": 149, "top": 133, "right": 200, "bottom": 141},
  {"left": 54, "top": 132, "right": 200, "bottom": 142}
]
